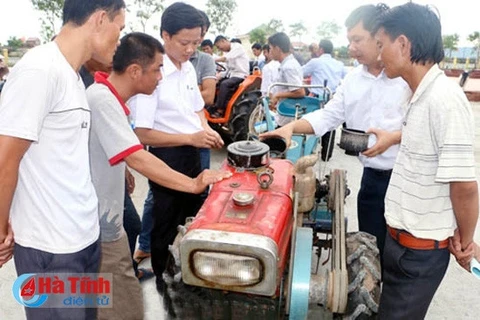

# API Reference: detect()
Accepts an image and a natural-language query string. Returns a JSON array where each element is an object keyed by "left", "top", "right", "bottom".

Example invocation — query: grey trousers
[
  {"left": 378, "top": 231, "right": 450, "bottom": 319},
  {"left": 14, "top": 240, "right": 100, "bottom": 320}
]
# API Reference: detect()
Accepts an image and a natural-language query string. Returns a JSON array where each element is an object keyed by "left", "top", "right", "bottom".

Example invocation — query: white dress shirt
[
  {"left": 128, "top": 54, "right": 204, "bottom": 134},
  {"left": 225, "top": 42, "right": 250, "bottom": 78},
  {"left": 302, "top": 65, "right": 411, "bottom": 170}
]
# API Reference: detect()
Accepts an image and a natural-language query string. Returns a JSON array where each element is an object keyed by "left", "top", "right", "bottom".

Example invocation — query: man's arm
[
  {"left": 125, "top": 149, "right": 230, "bottom": 194},
  {"left": 134, "top": 127, "right": 221, "bottom": 149},
  {"left": 451, "top": 181, "right": 479, "bottom": 249},
  {"left": 270, "top": 88, "right": 305, "bottom": 107},
  {"left": 0, "top": 135, "right": 31, "bottom": 239},
  {"left": 199, "top": 78, "right": 216, "bottom": 106},
  {"left": 260, "top": 118, "right": 315, "bottom": 147},
  {"left": 0, "top": 135, "right": 30, "bottom": 266}
]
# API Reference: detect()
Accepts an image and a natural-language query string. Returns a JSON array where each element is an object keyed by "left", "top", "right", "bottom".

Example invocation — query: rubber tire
[
  {"left": 340, "top": 231, "right": 382, "bottom": 319},
  {"left": 230, "top": 92, "right": 260, "bottom": 142}
]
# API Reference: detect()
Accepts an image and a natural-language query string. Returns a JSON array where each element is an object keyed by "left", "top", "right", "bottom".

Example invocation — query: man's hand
[
  {"left": 362, "top": 128, "right": 401, "bottom": 158},
  {"left": 0, "top": 223, "right": 14, "bottom": 268},
  {"left": 190, "top": 130, "right": 224, "bottom": 148},
  {"left": 191, "top": 169, "right": 232, "bottom": 194},
  {"left": 269, "top": 94, "right": 279, "bottom": 110},
  {"left": 449, "top": 228, "right": 475, "bottom": 272},
  {"left": 260, "top": 125, "right": 294, "bottom": 148},
  {"left": 125, "top": 167, "right": 135, "bottom": 194},
  {"left": 205, "top": 127, "right": 224, "bottom": 149}
]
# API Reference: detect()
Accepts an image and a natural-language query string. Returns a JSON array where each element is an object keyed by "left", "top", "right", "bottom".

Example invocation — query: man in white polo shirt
[
  {"left": 212, "top": 35, "right": 250, "bottom": 117},
  {"left": 261, "top": 4, "right": 411, "bottom": 271},
  {"left": 0, "top": 1, "right": 126, "bottom": 319},
  {"left": 128, "top": 2, "right": 224, "bottom": 292},
  {"left": 375, "top": 3, "right": 478, "bottom": 319}
]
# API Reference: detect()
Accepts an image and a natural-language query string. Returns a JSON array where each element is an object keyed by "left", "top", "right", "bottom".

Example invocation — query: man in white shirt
[
  {"left": 128, "top": 2, "right": 224, "bottom": 292},
  {"left": 212, "top": 35, "right": 250, "bottom": 117},
  {"left": 0, "top": 1, "right": 126, "bottom": 319},
  {"left": 268, "top": 32, "right": 306, "bottom": 127},
  {"left": 260, "top": 44, "right": 280, "bottom": 96},
  {"left": 375, "top": 3, "right": 478, "bottom": 319},
  {"left": 251, "top": 42, "right": 266, "bottom": 70},
  {"left": 261, "top": 4, "right": 411, "bottom": 271}
]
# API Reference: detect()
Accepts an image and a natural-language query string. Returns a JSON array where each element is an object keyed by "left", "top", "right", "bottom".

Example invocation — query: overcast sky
[{"left": 2, "top": 0, "right": 479, "bottom": 47}]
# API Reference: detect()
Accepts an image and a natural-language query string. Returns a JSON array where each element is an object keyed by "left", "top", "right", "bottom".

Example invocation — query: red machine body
[{"left": 180, "top": 158, "right": 295, "bottom": 296}]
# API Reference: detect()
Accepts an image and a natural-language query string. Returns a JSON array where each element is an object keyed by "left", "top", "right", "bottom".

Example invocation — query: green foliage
[
  {"left": 468, "top": 31, "right": 480, "bottom": 68},
  {"left": 206, "top": 0, "right": 237, "bottom": 35},
  {"left": 249, "top": 28, "right": 267, "bottom": 45},
  {"left": 7, "top": 37, "right": 24, "bottom": 51},
  {"left": 31, "top": 0, "right": 64, "bottom": 42},
  {"left": 131, "top": 0, "right": 164, "bottom": 33},
  {"left": 266, "top": 19, "right": 284, "bottom": 34},
  {"left": 442, "top": 34, "right": 459, "bottom": 58},
  {"left": 289, "top": 21, "right": 307, "bottom": 42},
  {"left": 316, "top": 20, "right": 341, "bottom": 40}
]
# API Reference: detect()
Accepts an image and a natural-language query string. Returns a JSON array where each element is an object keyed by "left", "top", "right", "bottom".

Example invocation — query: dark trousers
[
  {"left": 215, "top": 76, "right": 244, "bottom": 111},
  {"left": 378, "top": 232, "right": 450, "bottom": 319},
  {"left": 14, "top": 240, "right": 100, "bottom": 320},
  {"left": 320, "top": 130, "right": 335, "bottom": 161},
  {"left": 357, "top": 167, "right": 392, "bottom": 263},
  {"left": 148, "top": 146, "right": 203, "bottom": 291},
  {"left": 123, "top": 187, "right": 142, "bottom": 276}
]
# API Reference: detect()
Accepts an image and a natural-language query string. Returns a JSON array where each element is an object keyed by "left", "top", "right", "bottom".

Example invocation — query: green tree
[
  {"left": 31, "top": 0, "right": 64, "bottom": 42},
  {"left": 7, "top": 37, "right": 24, "bottom": 51},
  {"left": 289, "top": 21, "right": 307, "bottom": 42},
  {"left": 206, "top": 0, "right": 237, "bottom": 35},
  {"left": 266, "top": 19, "right": 284, "bottom": 34},
  {"left": 249, "top": 27, "right": 267, "bottom": 45},
  {"left": 468, "top": 31, "right": 480, "bottom": 69},
  {"left": 316, "top": 20, "right": 341, "bottom": 40},
  {"left": 131, "top": 0, "right": 164, "bottom": 33},
  {"left": 442, "top": 33, "right": 459, "bottom": 59}
]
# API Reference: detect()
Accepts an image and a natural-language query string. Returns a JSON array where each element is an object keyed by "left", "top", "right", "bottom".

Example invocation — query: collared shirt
[
  {"left": 260, "top": 60, "right": 280, "bottom": 95},
  {"left": 225, "top": 42, "right": 249, "bottom": 78},
  {"left": 302, "top": 65, "right": 411, "bottom": 170},
  {"left": 385, "top": 64, "right": 476, "bottom": 241},
  {"left": 129, "top": 54, "right": 204, "bottom": 134},
  {"left": 302, "top": 54, "right": 347, "bottom": 95},
  {"left": 274, "top": 54, "right": 305, "bottom": 127}
]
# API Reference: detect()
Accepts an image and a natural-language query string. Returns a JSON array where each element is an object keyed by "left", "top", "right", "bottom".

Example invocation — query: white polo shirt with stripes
[{"left": 385, "top": 64, "right": 476, "bottom": 241}]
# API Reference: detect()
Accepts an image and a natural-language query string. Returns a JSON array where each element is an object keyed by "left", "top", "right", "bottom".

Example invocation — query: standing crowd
[{"left": 0, "top": 1, "right": 479, "bottom": 320}]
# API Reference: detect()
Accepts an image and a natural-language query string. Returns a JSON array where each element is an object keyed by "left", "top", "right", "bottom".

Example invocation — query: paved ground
[{"left": 1, "top": 103, "right": 480, "bottom": 319}]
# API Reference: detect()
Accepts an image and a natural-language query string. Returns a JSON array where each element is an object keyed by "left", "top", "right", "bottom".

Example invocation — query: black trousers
[
  {"left": 148, "top": 146, "right": 202, "bottom": 290},
  {"left": 320, "top": 130, "right": 335, "bottom": 161},
  {"left": 378, "top": 232, "right": 450, "bottom": 319},
  {"left": 357, "top": 167, "right": 392, "bottom": 264},
  {"left": 215, "top": 76, "right": 244, "bottom": 111},
  {"left": 123, "top": 186, "right": 142, "bottom": 276}
]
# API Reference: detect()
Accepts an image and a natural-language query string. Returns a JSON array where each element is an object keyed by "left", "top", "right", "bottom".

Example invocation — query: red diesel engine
[{"left": 180, "top": 140, "right": 295, "bottom": 297}]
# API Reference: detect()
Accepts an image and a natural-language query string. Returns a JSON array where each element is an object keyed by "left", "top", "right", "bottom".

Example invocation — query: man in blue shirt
[{"left": 302, "top": 39, "right": 346, "bottom": 98}]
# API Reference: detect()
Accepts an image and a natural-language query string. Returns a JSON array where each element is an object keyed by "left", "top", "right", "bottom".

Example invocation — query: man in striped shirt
[{"left": 375, "top": 3, "right": 479, "bottom": 319}]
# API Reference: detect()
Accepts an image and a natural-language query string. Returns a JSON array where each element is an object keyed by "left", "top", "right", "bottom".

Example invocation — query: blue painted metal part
[
  {"left": 289, "top": 227, "right": 313, "bottom": 320},
  {"left": 277, "top": 97, "right": 323, "bottom": 117}
]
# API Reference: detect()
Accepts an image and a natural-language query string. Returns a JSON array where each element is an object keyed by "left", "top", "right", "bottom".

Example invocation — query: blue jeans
[
  {"left": 14, "top": 240, "right": 100, "bottom": 320},
  {"left": 199, "top": 147, "right": 210, "bottom": 201},
  {"left": 123, "top": 188, "right": 142, "bottom": 276},
  {"left": 137, "top": 190, "right": 154, "bottom": 253}
]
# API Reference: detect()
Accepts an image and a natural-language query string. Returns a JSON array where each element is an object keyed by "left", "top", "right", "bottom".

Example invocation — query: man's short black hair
[
  {"left": 201, "top": 39, "right": 213, "bottom": 48},
  {"left": 262, "top": 44, "right": 270, "bottom": 51},
  {"left": 375, "top": 3, "right": 444, "bottom": 64},
  {"left": 63, "top": 0, "right": 125, "bottom": 26},
  {"left": 161, "top": 2, "right": 204, "bottom": 36},
  {"left": 198, "top": 10, "right": 210, "bottom": 34},
  {"left": 251, "top": 43, "right": 262, "bottom": 50},
  {"left": 112, "top": 32, "right": 164, "bottom": 73},
  {"left": 268, "top": 32, "right": 291, "bottom": 53},
  {"left": 319, "top": 39, "right": 333, "bottom": 54},
  {"left": 231, "top": 38, "right": 242, "bottom": 44},
  {"left": 214, "top": 35, "right": 227, "bottom": 44},
  {"left": 345, "top": 3, "right": 389, "bottom": 35}
]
